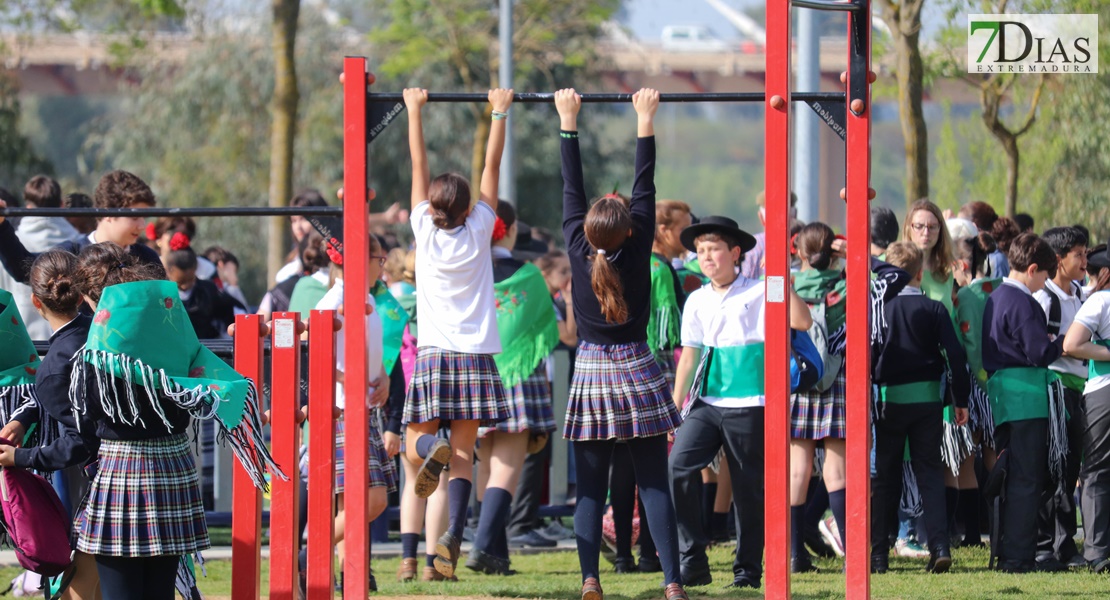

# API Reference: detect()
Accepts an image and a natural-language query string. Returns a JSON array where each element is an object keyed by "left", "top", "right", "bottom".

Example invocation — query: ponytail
[{"left": 590, "top": 253, "right": 628, "bottom": 324}]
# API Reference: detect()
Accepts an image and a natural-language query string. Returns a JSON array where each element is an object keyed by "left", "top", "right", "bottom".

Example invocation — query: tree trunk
[
  {"left": 268, "top": 0, "right": 300, "bottom": 283},
  {"left": 894, "top": 24, "right": 929, "bottom": 206},
  {"left": 1000, "top": 133, "right": 1019, "bottom": 217}
]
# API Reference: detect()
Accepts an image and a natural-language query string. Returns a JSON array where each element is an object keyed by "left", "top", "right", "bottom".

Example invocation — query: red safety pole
[
  {"left": 342, "top": 55, "right": 371, "bottom": 600},
  {"left": 763, "top": 0, "right": 792, "bottom": 598},
  {"left": 844, "top": 2, "right": 873, "bottom": 598},
  {"left": 269, "top": 312, "right": 303, "bottom": 600},
  {"left": 307, "top": 310, "right": 338, "bottom": 599},
  {"left": 231, "top": 314, "right": 265, "bottom": 600}
]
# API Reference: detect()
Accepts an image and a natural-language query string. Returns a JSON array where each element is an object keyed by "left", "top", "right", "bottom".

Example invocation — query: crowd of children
[{"left": 2, "top": 86, "right": 1110, "bottom": 600}]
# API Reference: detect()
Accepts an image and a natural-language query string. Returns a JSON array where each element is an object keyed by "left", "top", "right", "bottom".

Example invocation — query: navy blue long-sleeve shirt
[
  {"left": 562, "top": 133, "right": 656, "bottom": 345},
  {"left": 982, "top": 279, "right": 1063, "bottom": 373},
  {"left": 13, "top": 315, "right": 99, "bottom": 471},
  {"left": 874, "top": 288, "right": 972, "bottom": 408},
  {"left": 0, "top": 220, "right": 164, "bottom": 284}
]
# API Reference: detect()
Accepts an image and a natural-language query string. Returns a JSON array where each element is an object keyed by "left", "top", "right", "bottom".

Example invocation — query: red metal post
[
  {"left": 307, "top": 310, "right": 338, "bottom": 599},
  {"left": 231, "top": 314, "right": 264, "bottom": 600},
  {"left": 269, "top": 312, "right": 302, "bottom": 600},
  {"left": 763, "top": 1, "right": 792, "bottom": 598},
  {"left": 342, "top": 56, "right": 371, "bottom": 600},
  {"left": 845, "top": 3, "right": 873, "bottom": 598}
]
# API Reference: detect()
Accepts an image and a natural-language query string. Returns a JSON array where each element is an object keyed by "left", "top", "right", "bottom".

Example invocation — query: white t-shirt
[
  {"left": 410, "top": 201, "right": 501, "bottom": 354},
  {"left": 275, "top": 258, "right": 303, "bottom": 284},
  {"left": 315, "top": 280, "right": 384, "bottom": 410},
  {"left": 681, "top": 276, "right": 766, "bottom": 408},
  {"left": 1073, "top": 291, "right": 1110, "bottom": 396},
  {"left": 1035, "top": 279, "right": 1087, "bottom": 379}
]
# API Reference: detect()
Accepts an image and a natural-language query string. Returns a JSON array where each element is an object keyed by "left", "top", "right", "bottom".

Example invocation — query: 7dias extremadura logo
[{"left": 968, "top": 14, "right": 1098, "bottom": 74}]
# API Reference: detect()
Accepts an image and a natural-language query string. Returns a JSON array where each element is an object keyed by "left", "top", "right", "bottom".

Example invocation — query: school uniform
[
  {"left": 955, "top": 278, "right": 1002, "bottom": 444},
  {"left": 791, "top": 268, "right": 847, "bottom": 440},
  {"left": 669, "top": 275, "right": 767, "bottom": 586},
  {"left": 560, "top": 130, "right": 683, "bottom": 587},
  {"left": 404, "top": 201, "right": 510, "bottom": 426},
  {"left": 0, "top": 223, "right": 164, "bottom": 284},
  {"left": 982, "top": 278, "right": 1066, "bottom": 571},
  {"left": 1071, "top": 290, "right": 1110, "bottom": 565},
  {"left": 872, "top": 286, "right": 971, "bottom": 562}
]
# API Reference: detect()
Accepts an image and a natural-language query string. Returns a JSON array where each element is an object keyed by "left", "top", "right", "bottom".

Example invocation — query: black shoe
[
  {"left": 465, "top": 549, "right": 512, "bottom": 576},
  {"left": 998, "top": 559, "right": 1035, "bottom": 574},
  {"left": 369, "top": 572, "right": 377, "bottom": 592},
  {"left": 613, "top": 556, "right": 636, "bottom": 574},
  {"left": 638, "top": 555, "right": 662, "bottom": 573},
  {"left": 509, "top": 529, "right": 557, "bottom": 548},
  {"left": 725, "top": 577, "right": 759, "bottom": 589},
  {"left": 434, "top": 532, "right": 462, "bottom": 578},
  {"left": 804, "top": 528, "right": 837, "bottom": 558},
  {"left": 1034, "top": 556, "right": 1068, "bottom": 573},
  {"left": 1064, "top": 554, "right": 1088, "bottom": 569},
  {"left": 1091, "top": 557, "right": 1110, "bottom": 573},
  {"left": 871, "top": 554, "right": 889, "bottom": 575},
  {"left": 926, "top": 547, "right": 952, "bottom": 574},
  {"left": 791, "top": 555, "right": 818, "bottom": 574},
  {"left": 679, "top": 562, "right": 712, "bottom": 587}
]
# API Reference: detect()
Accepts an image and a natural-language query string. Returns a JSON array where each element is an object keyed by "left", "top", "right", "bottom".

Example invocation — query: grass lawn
[{"left": 151, "top": 543, "right": 1105, "bottom": 599}]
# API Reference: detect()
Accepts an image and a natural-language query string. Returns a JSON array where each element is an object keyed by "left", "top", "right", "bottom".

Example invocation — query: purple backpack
[{"left": 0, "top": 439, "right": 73, "bottom": 577}]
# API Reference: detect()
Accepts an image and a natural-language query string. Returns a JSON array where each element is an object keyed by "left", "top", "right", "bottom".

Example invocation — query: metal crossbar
[
  {"left": 367, "top": 91, "right": 847, "bottom": 104},
  {"left": 792, "top": 0, "right": 864, "bottom": 11},
  {"left": 0, "top": 206, "right": 342, "bottom": 218}
]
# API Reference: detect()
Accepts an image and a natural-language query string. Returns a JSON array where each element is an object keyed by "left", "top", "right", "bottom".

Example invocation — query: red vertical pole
[
  {"left": 269, "top": 312, "right": 302, "bottom": 600},
  {"left": 845, "top": 3, "right": 873, "bottom": 598},
  {"left": 342, "top": 56, "right": 371, "bottom": 600},
  {"left": 763, "top": 1, "right": 792, "bottom": 598},
  {"left": 231, "top": 314, "right": 264, "bottom": 600},
  {"left": 307, "top": 310, "right": 338, "bottom": 599}
]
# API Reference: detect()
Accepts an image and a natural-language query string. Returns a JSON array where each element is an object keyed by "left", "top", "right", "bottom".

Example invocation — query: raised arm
[
  {"left": 629, "top": 89, "right": 660, "bottom": 240},
  {"left": 478, "top": 88, "right": 514, "bottom": 212},
  {"left": 556, "top": 89, "right": 588, "bottom": 249},
  {"left": 404, "top": 88, "right": 430, "bottom": 210}
]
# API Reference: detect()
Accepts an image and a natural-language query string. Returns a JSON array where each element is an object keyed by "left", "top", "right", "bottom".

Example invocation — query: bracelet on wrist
[
  {"left": 492, "top": 110, "right": 509, "bottom": 121},
  {"left": 560, "top": 131, "right": 578, "bottom": 139}
]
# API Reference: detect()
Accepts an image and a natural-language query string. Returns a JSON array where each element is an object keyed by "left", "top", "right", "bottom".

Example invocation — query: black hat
[
  {"left": 307, "top": 215, "right": 344, "bottom": 262},
  {"left": 1089, "top": 242, "right": 1110, "bottom": 271},
  {"left": 513, "top": 221, "right": 548, "bottom": 260},
  {"left": 679, "top": 215, "right": 756, "bottom": 253}
]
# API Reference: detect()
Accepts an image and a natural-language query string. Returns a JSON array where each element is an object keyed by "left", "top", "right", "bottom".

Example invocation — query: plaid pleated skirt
[
  {"left": 76, "top": 434, "right": 210, "bottom": 557},
  {"left": 790, "top": 362, "right": 847, "bottom": 439},
  {"left": 481, "top": 365, "right": 556, "bottom": 436},
  {"left": 655, "top": 350, "right": 678, "bottom": 392},
  {"left": 563, "top": 341, "right": 682, "bottom": 441},
  {"left": 299, "top": 411, "right": 398, "bottom": 493},
  {"left": 403, "top": 347, "right": 510, "bottom": 426}
]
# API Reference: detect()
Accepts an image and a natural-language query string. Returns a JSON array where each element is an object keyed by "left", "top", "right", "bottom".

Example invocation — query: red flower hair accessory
[
  {"left": 169, "top": 232, "right": 191, "bottom": 251},
  {"left": 492, "top": 217, "right": 508, "bottom": 243},
  {"left": 326, "top": 245, "right": 344, "bottom": 266},
  {"left": 145, "top": 222, "right": 157, "bottom": 240}
]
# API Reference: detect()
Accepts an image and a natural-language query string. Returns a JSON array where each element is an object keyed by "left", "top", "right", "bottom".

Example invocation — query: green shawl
[
  {"left": 493, "top": 264, "right": 559, "bottom": 388},
  {"left": 0, "top": 289, "right": 40, "bottom": 438},
  {"left": 647, "top": 255, "right": 682, "bottom": 358},
  {"left": 371, "top": 281, "right": 410, "bottom": 375},
  {"left": 74, "top": 280, "right": 284, "bottom": 490},
  {"left": 793, "top": 268, "right": 847, "bottom": 332}
]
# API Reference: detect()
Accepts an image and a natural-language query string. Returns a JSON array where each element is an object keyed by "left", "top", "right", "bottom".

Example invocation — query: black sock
[
  {"left": 959, "top": 488, "right": 981, "bottom": 542},
  {"left": 473, "top": 487, "right": 513, "bottom": 555},
  {"left": 945, "top": 487, "right": 959, "bottom": 532},
  {"left": 494, "top": 525, "right": 510, "bottom": 560},
  {"left": 401, "top": 533, "right": 420, "bottom": 559},
  {"left": 791, "top": 505, "right": 806, "bottom": 559},
  {"left": 425, "top": 553, "right": 437, "bottom": 568},
  {"left": 829, "top": 489, "right": 846, "bottom": 549},
  {"left": 448, "top": 478, "right": 473, "bottom": 541},
  {"left": 415, "top": 434, "right": 439, "bottom": 459}
]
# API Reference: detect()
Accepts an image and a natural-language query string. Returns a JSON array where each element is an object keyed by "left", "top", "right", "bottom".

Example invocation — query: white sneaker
[
  {"left": 818, "top": 517, "right": 845, "bottom": 557},
  {"left": 894, "top": 537, "right": 930, "bottom": 558}
]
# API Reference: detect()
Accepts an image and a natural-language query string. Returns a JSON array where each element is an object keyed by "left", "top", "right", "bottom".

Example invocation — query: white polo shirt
[
  {"left": 681, "top": 276, "right": 766, "bottom": 408},
  {"left": 1035, "top": 278, "right": 1087, "bottom": 379},
  {"left": 1073, "top": 291, "right": 1110, "bottom": 396}
]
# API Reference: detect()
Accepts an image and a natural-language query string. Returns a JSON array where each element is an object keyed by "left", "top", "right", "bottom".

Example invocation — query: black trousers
[
  {"left": 995, "top": 418, "right": 1052, "bottom": 565},
  {"left": 669, "top": 402, "right": 764, "bottom": 582},
  {"left": 1037, "top": 386, "right": 1083, "bottom": 560},
  {"left": 509, "top": 434, "right": 551, "bottom": 536},
  {"left": 95, "top": 555, "right": 180, "bottom": 600},
  {"left": 1080, "top": 385, "right": 1110, "bottom": 562},
  {"left": 871, "top": 401, "right": 948, "bottom": 556}
]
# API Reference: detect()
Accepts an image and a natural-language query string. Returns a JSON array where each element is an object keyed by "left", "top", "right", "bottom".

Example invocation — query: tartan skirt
[
  {"left": 76, "top": 434, "right": 210, "bottom": 557},
  {"left": 656, "top": 350, "right": 678, "bottom": 393},
  {"left": 403, "top": 347, "right": 510, "bottom": 427},
  {"left": 299, "top": 411, "right": 398, "bottom": 493},
  {"left": 481, "top": 365, "right": 556, "bottom": 436},
  {"left": 790, "top": 362, "right": 847, "bottom": 439},
  {"left": 563, "top": 341, "right": 682, "bottom": 441}
]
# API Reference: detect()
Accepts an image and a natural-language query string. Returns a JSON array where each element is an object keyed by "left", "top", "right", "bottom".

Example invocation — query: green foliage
[
  {"left": 0, "top": 73, "right": 55, "bottom": 190},
  {"left": 931, "top": 101, "right": 963, "bottom": 212}
]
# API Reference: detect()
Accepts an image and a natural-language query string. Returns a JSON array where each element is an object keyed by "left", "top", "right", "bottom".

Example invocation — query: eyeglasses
[
  {"left": 910, "top": 223, "right": 940, "bottom": 233},
  {"left": 370, "top": 255, "right": 387, "bottom": 267}
]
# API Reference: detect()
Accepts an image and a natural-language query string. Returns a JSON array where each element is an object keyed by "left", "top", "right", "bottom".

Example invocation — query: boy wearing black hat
[{"left": 668, "top": 216, "right": 812, "bottom": 589}]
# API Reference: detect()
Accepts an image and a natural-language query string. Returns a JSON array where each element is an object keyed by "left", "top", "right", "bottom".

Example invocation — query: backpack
[
  {"left": 790, "top": 330, "right": 824, "bottom": 394},
  {"left": 0, "top": 439, "right": 73, "bottom": 577},
  {"left": 800, "top": 298, "right": 843, "bottom": 393}
]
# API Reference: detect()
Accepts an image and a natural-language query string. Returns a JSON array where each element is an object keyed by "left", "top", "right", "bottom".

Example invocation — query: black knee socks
[
  {"left": 401, "top": 532, "right": 420, "bottom": 559},
  {"left": 945, "top": 487, "right": 959, "bottom": 533},
  {"left": 448, "top": 478, "right": 472, "bottom": 541},
  {"left": 473, "top": 487, "right": 513, "bottom": 557},
  {"left": 829, "top": 489, "right": 846, "bottom": 548},
  {"left": 791, "top": 505, "right": 807, "bottom": 559},
  {"left": 958, "top": 488, "right": 982, "bottom": 543}
]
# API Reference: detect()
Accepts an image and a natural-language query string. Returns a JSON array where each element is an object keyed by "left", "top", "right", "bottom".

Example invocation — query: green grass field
[{"left": 87, "top": 543, "right": 1103, "bottom": 599}]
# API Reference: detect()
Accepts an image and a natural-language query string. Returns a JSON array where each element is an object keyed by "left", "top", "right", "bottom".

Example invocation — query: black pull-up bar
[
  {"left": 0, "top": 206, "right": 344, "bottom": 218},
  {"left": 367, "top": 92, "right": 846, "bottom": 104},
  {"left": 792, "top": 0, "right": 864, "bottom": 11}
]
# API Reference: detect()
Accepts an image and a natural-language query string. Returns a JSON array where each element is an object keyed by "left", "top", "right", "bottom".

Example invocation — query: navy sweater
[
  {"left": 873, "top": 289, "right": 972, "bottom": 407},
  {"left": 982, "top": 280, "right": 1063, "bottom": 373},
  {"left": 13, "top": 315, "right": 99, "bottom": 471},
  {"left": 0, "top": 220, "right": 164, "bottom": 283},
  {"left": 562, "top": 134, "right": 656, "bottom": 345}
]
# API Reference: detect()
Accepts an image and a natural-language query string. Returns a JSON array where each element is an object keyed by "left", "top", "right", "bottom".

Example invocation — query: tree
[
  {"left": 875, "top": 0, "right": 929, "bottom": 207},
  {"left": 0, "top": 72, "right": 54, "bottom": 187},
  {"left": 268, "top": 0, "right": 300, "bottom": 283}
]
